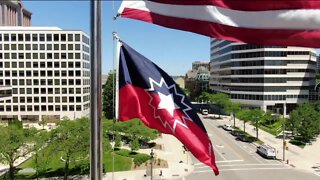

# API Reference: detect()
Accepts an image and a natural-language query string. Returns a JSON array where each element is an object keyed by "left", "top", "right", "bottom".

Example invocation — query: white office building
[
  {"left": 210, "top": 39, "right": 317, "bottom": 115},
  {"left": 0, "top": 26, "right": 90, "bottom": 122}
]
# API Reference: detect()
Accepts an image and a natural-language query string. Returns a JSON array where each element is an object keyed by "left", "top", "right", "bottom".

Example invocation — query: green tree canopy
[
  {"left": 0, "top": 124, "right": 35, "bottom": 180},
  {"left": 49, "top": 118, "right": 90, "bottom": 180},
  {"left": 103, "top": 72, "right": 115, "bottom": 119}
]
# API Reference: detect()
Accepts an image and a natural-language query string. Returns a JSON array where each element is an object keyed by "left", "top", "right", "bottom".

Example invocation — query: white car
[
  {"left": 201, "top": 109, "right": 209, "bottom": 115},
  {"left": 257, "top": 144, "right": 276, "bottom": 159},
  {"left": 223, "top": 124, "right": 233, "bottom": 131}
]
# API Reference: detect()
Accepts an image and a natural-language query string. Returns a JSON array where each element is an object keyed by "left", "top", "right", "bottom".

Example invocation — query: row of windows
[
  {"left": 0, "top": 105, "right": 83, "bottom": 112},
  {"left": 217, "top": 60, "right": 316, "bottom": 68},
  {"left": 218, "top": 77, "right": 313, "bottom": 83},
  {"left": 0, "top": 52, "right": 82, "bottom": 60},
  {"left": 230, "top": 94, "right": 308, "bottom": 101},
  {"left": 0, "top": 61, "right": 82, "bottom": 68},
  {"left": 0, "top": 70, "right": 81, "bottom": 77},
  {"left": 3, "top": 87, "right": 85, "bottom": 95},
  {"left": 219, "top": 69, "right": 315, "bottom": 76},
  {"left": 0, "top": 43, "right": 82, "bottom": 51},
  {"left": 0, "top": 78, "right": 83, "bottom": 86},
  {"left": 0, "top": 79, "right": 81, "bottom": 86},
  {"left": 9, "top": 96, "right": 82, "bottom": 103},
  {"left": 212, "top": 44, "right": 287, "bottom": 56},
  {"left": 212, "top": 51, "right": 312, "bottom": 62},
  {"left": 0, "top": 90, "right": 12, "bottom": 97},
  {"left": 0, "top": 33, "right": 82, "bottom": 42},
  {"left": 220, "top": 85, "right": 312, "bottom": 92}
]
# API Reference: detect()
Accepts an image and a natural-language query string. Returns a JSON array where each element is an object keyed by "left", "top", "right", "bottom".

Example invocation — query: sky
[{"left": 24, "top": 1, "right": 210, "bottom": 76}]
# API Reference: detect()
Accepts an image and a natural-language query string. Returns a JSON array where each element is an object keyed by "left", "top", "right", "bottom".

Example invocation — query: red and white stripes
[{"left": 118, "top": 0, "right": 320, "bottom": 48}]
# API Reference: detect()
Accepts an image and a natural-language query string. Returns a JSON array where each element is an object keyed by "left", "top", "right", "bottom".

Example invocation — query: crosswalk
[{"left": 193, "top": 159, "right": 289, "bottom": 174}]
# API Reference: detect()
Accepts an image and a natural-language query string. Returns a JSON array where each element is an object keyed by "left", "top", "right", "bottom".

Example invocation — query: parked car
[
  {"left": 256, "top": 144, "right": 276, "bottom": 159},
  {"left": 223, "top": 124, "right": 233, "bottom": 131},
  {"left": 201, "top": 109, "right": 209, "bottom": 115},
  {"left": 230, "top": 130, "right": 242, "bottom": 136},
  {"left": 236, "top": 134, "right": 250, "bottom": 142}
]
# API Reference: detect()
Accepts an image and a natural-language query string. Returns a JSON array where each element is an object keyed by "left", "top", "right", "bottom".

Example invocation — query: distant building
[
  {"left": 185, "top": 61, "right": 210, "bottom": 100},
  {"left": 0, "top": 26, "right": 90, "bottom": 122},
  {"left": 102, "top": 74, "right": 108, "bottom": 87},
  {"left": 0, "top": 0, "right": 32, "bottom": 26},
  {"left": 192, "top": 61, "right": 210, "bottom": 71},
  {"left": 210, "top": 39, "right": 317, "bottom": 115}
]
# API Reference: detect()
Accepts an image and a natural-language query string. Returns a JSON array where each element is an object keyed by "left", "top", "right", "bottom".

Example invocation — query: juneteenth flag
[
  {"left": 118, "top": 42, "right": 219, "bottom": 175},
  {"left": 118, "top": 0, "right": 320, "bottom": 48}
]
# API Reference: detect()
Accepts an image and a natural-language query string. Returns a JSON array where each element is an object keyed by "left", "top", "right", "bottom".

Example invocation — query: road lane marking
[
  {"left": 212, "top": 145, "right": 227, "bottom": 161},
  {"left": 194, "top": 160, "right": 244, "bottom": 166},
  {"left": 194, "top": 167, "right": 290, "bottom": 173},
  {"left": 194, "top": 163, "right": 283, "bottom": 169},
  {"left": 204, "top": 120, "right": 243, "bottom": 160}
]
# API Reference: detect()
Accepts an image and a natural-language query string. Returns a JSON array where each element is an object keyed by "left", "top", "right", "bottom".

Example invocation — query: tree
[
  {"left": 211, "top": 93, "right": 229, "bottom": 118},
  {"left": 289, "top": 103, "right": 319, "bottom": 142},
  {"left": 102, "top": 72, "right": 115, "bottom": 119},
  {"left": 49, "top": 118, "right": 90, "bottom": 180},
  {"left": 236, "top": 109, "right": 251, "bottom": 133},
  {"left": 0, "top": 124, "right": 35, "bottom": 180},
  {"left": 247, "top": 109, "right": 265, "bottom": 139},
  {"left": 198, "top": 92, "right": 212, "bottom": 103},
  {"left": 224, "top": 101, "right": 241, "bottom": 127},
  {"left": 39, "top": 116, "right": 47, "bottom": 130},
  {"left": 114, "top": 132, "right": 121, "bottom": 149},
  {"left": 130, "top": 136, "right": 140, "bottom": 152},
  {"left": 32, "top": 130, "right": 51, "bottom": 179}
]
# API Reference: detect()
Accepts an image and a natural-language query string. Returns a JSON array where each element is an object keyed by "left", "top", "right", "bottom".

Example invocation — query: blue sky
[{"left": 24, "top": 1, "right": 209, "bottom": 76}]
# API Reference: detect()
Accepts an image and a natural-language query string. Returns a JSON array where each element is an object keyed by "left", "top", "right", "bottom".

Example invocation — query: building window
[
  {"left": 41, "top": 97, "right": 46, "bottom": 103},
  {"left": 54, "top": 34, "right": 59, "bottom": 41},
  {"left": 18, "top": 34, "right": 23, "bottom": 41},
  {"left": 45, "top": 44, "right": 52, "bottom": 51},
  {"left": 47, "top": 34, "right": 52, "bottom": 41},
  {"left": 61, "top": 34, "right": 66, "bottom": 41},
  {"left": 55, "top": 97, "right": 60, "bottom": 103},
  {"left": 34, "top": 97, "right": 39, "bottom": 103},
  {"left": 11, "top": 44, "right": 17, "bottom": 50},
  {"left": 34, "top": 88, "right": 39, "bottom": 95},
  {"left": 68, "top": 34, "right": 73, "bottom": 41},
  {"left": 54, "top": 79, "right": 60, "bottom": 85},
  {"left": 68, "top": 44, "right": 73, "bottom": 50},
  {"left": 11, "top": 34, "right": 17, "bottom": 41},
  {"left": 33, "top": 44, "right": 38, "bottom": 50},
  {"left": 25, "top": 44, "right": 31, "bottom": 50},
  {"left": 32, "top": 34, "right": 38, "bottom": 41},
  {"left": 54, "top": 44, "right": 59, "bottom": 50},
  {"left": 40, "top": 34, "right": 45, "bottom": 41},
  {"left": 25, "top": 34, "right": 31, "bottom": 41},
  {"left": 76, "top": 105, "right": 81, "bottom": 111},
  {"left": 55, "top": 105, "right": 61, "bottom": 111}
]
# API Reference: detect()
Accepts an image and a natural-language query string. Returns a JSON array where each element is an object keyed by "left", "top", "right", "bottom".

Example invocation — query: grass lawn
[{"left": 16, "top": 148, "right": 133, "bottom": 179}]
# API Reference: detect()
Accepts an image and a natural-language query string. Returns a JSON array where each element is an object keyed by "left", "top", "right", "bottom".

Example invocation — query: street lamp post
[{"left": 150, "top": 149, "right": 154, "bottom": 180}]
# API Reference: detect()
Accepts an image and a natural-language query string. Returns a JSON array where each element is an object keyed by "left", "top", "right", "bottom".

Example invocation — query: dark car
[
  {"left": 230, "top": 130, "right": 242, "bottom": 137},
  {"left": 236, "top": 134, "right": 250, "bottom": 142}
]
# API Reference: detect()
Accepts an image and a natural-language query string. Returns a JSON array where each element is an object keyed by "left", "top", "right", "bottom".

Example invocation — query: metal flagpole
[{"left": 90, "top": 0, "right": 102, "bottom": 179}]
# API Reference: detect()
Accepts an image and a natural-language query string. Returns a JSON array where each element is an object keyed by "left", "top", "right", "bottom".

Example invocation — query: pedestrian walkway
[
  {"left": 216, "top": 114, "right": 320, "bottom": 175},
  {"left": 104, "top": 134, "right": 194, "bottom": 180}
]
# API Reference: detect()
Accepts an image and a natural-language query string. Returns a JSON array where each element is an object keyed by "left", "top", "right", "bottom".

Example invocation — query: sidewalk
[
  {"left": 218, "top": 114, "right": 320, "bottom": 173},
  {"left": 104, "top": 134, "right": 194, "bottom": 180}
]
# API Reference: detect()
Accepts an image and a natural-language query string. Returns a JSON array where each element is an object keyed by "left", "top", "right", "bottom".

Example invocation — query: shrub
[{"left": 133, "top": 154, "right": 150, "bottom": 167}]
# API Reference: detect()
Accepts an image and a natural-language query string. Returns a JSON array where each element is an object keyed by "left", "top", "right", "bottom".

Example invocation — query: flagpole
[
  {"left": 113, "top": 32, "right": 121, "bottom": 120},
  {"left": 90, "top": 0, "right": 103, "bottom": 179}
]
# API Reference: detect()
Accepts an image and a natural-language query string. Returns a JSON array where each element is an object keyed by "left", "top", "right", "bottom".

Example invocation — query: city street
[{"left": 186, "top": 117, "right": 319, "bottom": 180}]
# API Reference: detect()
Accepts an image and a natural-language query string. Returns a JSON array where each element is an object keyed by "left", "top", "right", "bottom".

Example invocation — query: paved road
[{"left": 186, "top": 117, "right": 320, "bottom": 180}]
